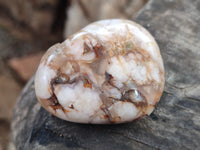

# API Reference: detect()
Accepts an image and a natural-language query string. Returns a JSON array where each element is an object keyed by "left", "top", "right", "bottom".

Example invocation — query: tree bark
[{"left": 11, "top": 0, "right": 200, "bottom": 149}]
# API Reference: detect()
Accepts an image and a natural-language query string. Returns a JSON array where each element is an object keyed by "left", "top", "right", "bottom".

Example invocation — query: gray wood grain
[{"left": 11, "top": 0, "right": 200, "bottom": 149}]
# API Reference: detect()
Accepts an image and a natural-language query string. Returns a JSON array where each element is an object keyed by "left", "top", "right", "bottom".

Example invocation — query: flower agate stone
[{"left": 35, "top": 19, "right": 165, "bottom": 124}]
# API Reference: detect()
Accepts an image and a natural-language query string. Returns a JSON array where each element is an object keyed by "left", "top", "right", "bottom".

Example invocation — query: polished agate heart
[{"left": 35, "top": 19, "right": 165, "bottom": 124}]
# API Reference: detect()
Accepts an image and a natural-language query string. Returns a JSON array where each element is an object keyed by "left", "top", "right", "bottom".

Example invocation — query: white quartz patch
[
  {"left": 121, "top": 55, "right": 148, "bottom": 84},
  {"left": 106, "top": 56, "right": 129, "bottom": 83},
  {"left": 108, "top": 101, "right": 139, "bottom": 123},
  {"left": 54, "top": 81, "right": 103, "bottom": 123},
  {"left": 107, "top": 55, "right": 149, "bottom": 85}
]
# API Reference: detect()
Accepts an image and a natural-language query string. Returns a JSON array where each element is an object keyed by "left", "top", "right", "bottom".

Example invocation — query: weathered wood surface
[{"left": 11, "top": 0, "right": 200, "bottom": 149}]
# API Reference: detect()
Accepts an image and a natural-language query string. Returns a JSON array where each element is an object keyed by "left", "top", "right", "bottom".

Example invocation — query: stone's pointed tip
[{"left": 35, "top": 19, "right": 165, "bottom": 124}]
